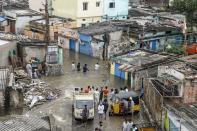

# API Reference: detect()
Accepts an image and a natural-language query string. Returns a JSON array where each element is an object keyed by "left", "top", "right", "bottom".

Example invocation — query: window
[
  {"left": 96, "top": 1, "right": 100, "bottom": 7},
  {"left": 109, "top": 2, "right": 115, "bottom": 8},
  {"left": 81, "top": 24, "right": 86, "bottom": 27},
  {"left": 83, "top": 2, "right": 88, "bottom": 11}
]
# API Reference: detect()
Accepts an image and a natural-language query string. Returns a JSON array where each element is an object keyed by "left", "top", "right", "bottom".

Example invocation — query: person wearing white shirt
[
  {"left": 127, "top": 119, "right": 133, "bottom": 131},
  {"left": 98, "top": 103, "right": 104, "bottom": 121},
  {"left": 124, "top": 86, "right": 128, "bottom": 92},
  {"left": 122, "top": 119, "right": 128, "bottom": 131},
  {"left": 95, "top": 63, "right": 100, "bottom": 70},
  {"left": 94, "top": 88, "right": 100, "bottom": 106},
  {"left": 26, "top": 62, "right": 32, "bottom": 78},
  {"left": 71, "top": 62, "right": 75, "bottom": 71}
]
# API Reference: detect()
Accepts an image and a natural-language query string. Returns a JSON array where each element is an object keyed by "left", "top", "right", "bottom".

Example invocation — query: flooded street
[
  {"left": 41, "top": 50, "right": 147, "bottom": 131},
  {"left": 0, "top": 50, "right": 147, "bottom": 131}
]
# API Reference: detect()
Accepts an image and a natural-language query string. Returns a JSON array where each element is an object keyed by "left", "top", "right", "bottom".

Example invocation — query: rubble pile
[
  {"left": 14, "top": 69, "right": 29, "bottom": 78},
  {"left": 13, "top": 79, "right": 61, "bottom": 109}
]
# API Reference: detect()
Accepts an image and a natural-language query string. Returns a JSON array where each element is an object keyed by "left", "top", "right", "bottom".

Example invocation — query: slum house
[
  {"left": 24, "top": 16, "right": 77, "bottom": 41},
  {"left": 144, "top": 0, "right": 170, "bottom": 7},
  {"left": 111, "top": 19, "right": 183, "bottom": 52},
  {"left": 110, "top": 49, "right": 175, "bottom": 90},
  {"left": 17, "top": 41, "right": 64, "bottom": 75},
  {"left": 0, "top": 39, "right": 17, "bottom": 67},
  {"left": 3, "top": 5, "right": 42, "bottom": 34},
  {"left": 59, "top": 22, "right": 128, "bottom": 59},
  {"left": 144, "top": 58, "right": 197, "bottom": 130}
]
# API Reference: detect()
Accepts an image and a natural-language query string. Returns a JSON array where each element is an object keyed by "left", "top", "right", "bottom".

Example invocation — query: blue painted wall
[
  {"left": 69, "top": 39, "right": 75, "bottom": 50},
  {"left": 150, "top": 40, "right": 157, "bottom": 51},
  {"left": 103, "top": 0, "right": 129, "bottom": 20},
  {"left": 175, "top": 36, "right": 182, "bottom": 44},
  {"left": 79, "top": 42, "right": 93, "bottom": 56},
  {"left": 79, "top": 34, "right": 92, "bottom": 42},
  {"left": 115, "top": 63, "right": 125, "bottom": 79}
]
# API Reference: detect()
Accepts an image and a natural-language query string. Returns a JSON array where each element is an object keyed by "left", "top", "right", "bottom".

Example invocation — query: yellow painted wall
[
  {"left": 110, "top": 62, "right": 115, "bottom": 75},
  {"left": 125, "top": 72, "right": 128, "bottom": 80},
  {"left": 52, "top": 0, "right": 78, "bottom": 19},
  {"left": 77, "top": 0, "right": 103, "bottom": 18}
]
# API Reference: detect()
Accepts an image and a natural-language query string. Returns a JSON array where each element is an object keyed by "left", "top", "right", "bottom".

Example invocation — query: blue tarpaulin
[{"left": 0, "top": 16, "right": 6, "bottom": 22}]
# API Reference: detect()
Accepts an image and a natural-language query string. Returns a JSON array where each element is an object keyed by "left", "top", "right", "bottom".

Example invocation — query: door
[
  {"left": 69, "top": 39, "right": 75, "bottom": 51},
  {"left": 151, "top": 40, "right": 157, "bottom": 51},
  {"left": 79, "top": 42, "right": 91, "bottom": 55}
]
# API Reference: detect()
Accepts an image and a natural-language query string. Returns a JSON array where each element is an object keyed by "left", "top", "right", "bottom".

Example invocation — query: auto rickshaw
[{"left": 109, "top": 91, "right": 140, "bottom": 116}]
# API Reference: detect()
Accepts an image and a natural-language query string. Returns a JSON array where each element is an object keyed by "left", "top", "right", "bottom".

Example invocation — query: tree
[{"left": 171, "top": 0, "right": 197, "bottom": 32}]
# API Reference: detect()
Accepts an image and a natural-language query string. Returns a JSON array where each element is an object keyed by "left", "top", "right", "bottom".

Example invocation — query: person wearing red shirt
[{"left": 103, "top": 86, "right": 109, "bottom": 99}]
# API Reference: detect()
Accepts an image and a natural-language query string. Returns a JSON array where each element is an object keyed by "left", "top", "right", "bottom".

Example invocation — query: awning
[
  {"left": 0, "top": 16, "right": 6, "bottom": 22},
  {"left": 119, "top": 64, "right": 128, "bottom": 70}
]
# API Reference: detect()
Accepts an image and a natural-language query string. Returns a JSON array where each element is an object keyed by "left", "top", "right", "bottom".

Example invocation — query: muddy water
[
  {"left": 43, "top": 50, "right": 146, "bottom": 131},
  {"left": 0, "top": 50, "right": 146, "bottom": 130},
  {"left": 44, "top": 50, "right": 130, "bottom": 90}
]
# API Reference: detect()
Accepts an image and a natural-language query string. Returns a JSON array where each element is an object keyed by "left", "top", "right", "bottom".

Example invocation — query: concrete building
[
  {"left": 52, "top": 0, "right": 103, "bottom": 27},
  {"left": 3, "top": 7, "right": 42, "bottom": 34},
  {"left": 24, "top": 16, "right": 76, "bottom": 41},
  {"left": 110, "top": 50, "right": 173, "bottom": 90},
  {"left": 58, "top": 22, "right": 127, "bottom": 59},
  {"left": 0, "top": 39, "right": 17, "bottom": 67},
  {"left": 103, "top": 0, "right": 129, "bottom": 20},
  {"left": 144, "top": 55, "right": 197, "bottom": 130},
  {"left": 111, "top": 16, "right": 183, "bottom": 52},
  {"left": 17, "top": 41, "right": 47, "bottom": 65}
]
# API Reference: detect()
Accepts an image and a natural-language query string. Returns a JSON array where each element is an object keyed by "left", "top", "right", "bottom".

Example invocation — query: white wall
[
  {"left": 158, "top": 66, "right": 185, "bottom": 81},
  {"left": 0, "top": 40, "right": 17, "bottom": 67},
  {"left": 16, "top": 15, "right": 42, "bottom": 34}
]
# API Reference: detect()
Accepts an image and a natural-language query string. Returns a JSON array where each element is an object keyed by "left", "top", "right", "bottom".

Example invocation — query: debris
[{"left": 12, "top": 74, "right": 61, "bottom": 109}]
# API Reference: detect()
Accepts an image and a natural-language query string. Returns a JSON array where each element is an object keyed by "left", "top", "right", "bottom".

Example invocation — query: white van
[{"left": 73, "top": 92, "right": 94, "bottom": 120}]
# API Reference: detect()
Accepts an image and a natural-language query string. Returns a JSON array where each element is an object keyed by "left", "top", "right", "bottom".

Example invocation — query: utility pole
[{"left": 40, "top": 0, "right": 50, "bottom": 46}]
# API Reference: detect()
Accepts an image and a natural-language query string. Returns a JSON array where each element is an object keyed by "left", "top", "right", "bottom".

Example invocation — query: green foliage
[{"left": 166, "top": 43, "right": 185, "bottom": 55}]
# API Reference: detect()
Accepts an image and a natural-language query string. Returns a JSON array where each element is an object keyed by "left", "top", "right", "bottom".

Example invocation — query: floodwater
[
  {"left": 0, "top": 50, "right": 147, "bottom": 130},
  {"left": 42, "top": 50, "right": 147, "bottom": 131}
]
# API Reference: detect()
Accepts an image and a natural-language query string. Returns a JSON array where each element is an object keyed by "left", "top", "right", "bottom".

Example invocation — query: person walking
[
  {"left": 94, "top": 88, "right": 100, "bottom": 106},
  {"left": 122, "top": 119, "right": 128, "bottom": 131},
  {"left": 124, "top": 86, "right": 128, "bottom": 92},
  {"left": 109, "top": 89, "right": 115, "bottom": 100},
  {"left": 26, "top": 61, "right": 32, "bottom": 78},
  {"left": 83, "top": 64, "right": 89, "bottom": 73},
  {"left": 99, "top": 121, "right": 104, "bottom": 131},
  {"left": 81, "top": 105, "right": 89, "bottom": 127},
  {"left": 99, "top": 87, "right": 103, "bottom": 103},
  {"left": 95, "top": 63, "right": 100, "bottom": 70},
  {"left": 98, "top": 103, "right": 104, "bottom": 122},
  {"left": 127, "top": 119, "right": 133, "bottom": 131},
  {"left": 72, "top": 62, "right": 75, "bottom": 71},
  {"left": 77, "top": 62, "right": 81, "bottom": 71},
  {"left": 132, "top": 124, "right": 138, "bottom": 131},
  {"left": 103, "top": 86, "right": 109, "bottom": 99},
  {"left": 102, "top": 99, "right": 109, "bottom": 120},
  {"left": 122, "top": 99, "right": 129, "bottom": 118}
]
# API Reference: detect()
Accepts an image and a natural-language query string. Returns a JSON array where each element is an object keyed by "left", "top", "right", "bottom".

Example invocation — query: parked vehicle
[
  {"left": 109, "top": 91, "right": 140, "bottom": 116},
  {"left": 73, "top": 88, "right": 94, "bottom": 120}
]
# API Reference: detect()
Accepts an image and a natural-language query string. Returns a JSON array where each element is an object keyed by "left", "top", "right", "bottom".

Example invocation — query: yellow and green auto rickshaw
[{"left": 109, "top": 91, "right": 140, "bottom": 116}]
